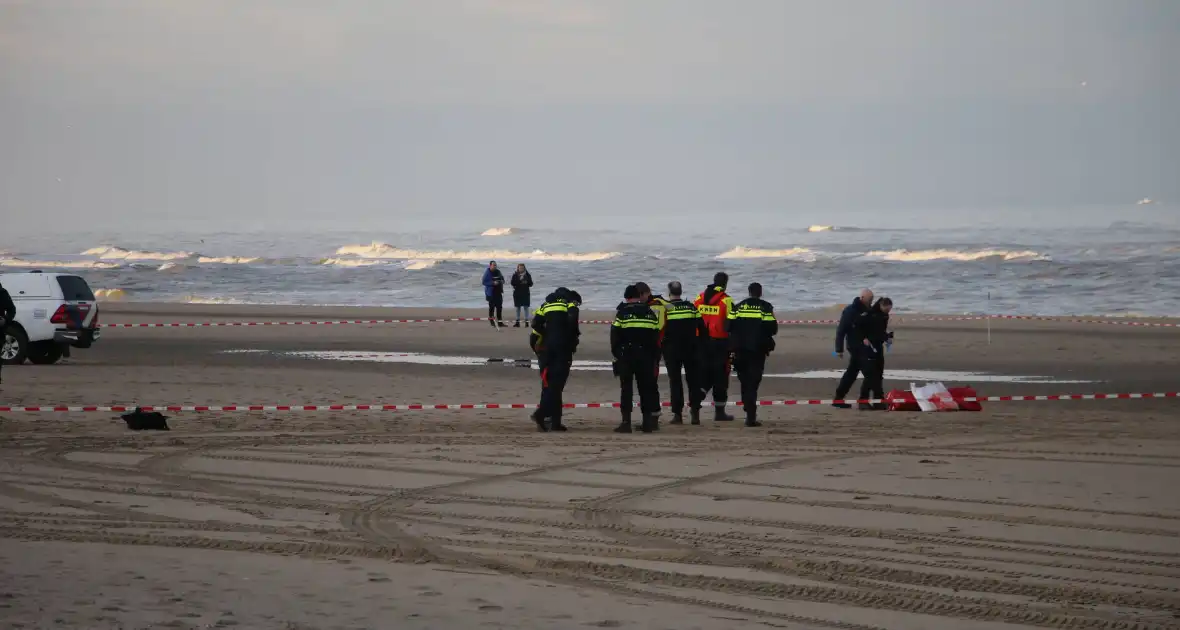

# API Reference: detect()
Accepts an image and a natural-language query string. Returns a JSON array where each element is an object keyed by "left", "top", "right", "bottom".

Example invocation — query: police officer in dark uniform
[
  {"left": 0, "top": 282, "right": 15, "bottom": 385},
  {"left": 529, "top": 287, "right": 580, "bottom": 432},
  {"left": 730, "top": 282, "right": 778, "bottom": 427},
  {"left": 662, "top": 281, "right": 707, "bottom": 425},
  {"left": 611, "top": 285, "right": 662, "bottom": 433}
]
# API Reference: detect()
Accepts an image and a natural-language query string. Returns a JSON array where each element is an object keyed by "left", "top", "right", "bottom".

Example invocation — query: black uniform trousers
[
  {"left": 858, "top": 349, "right": 885, "bottom": 402},
  {"left": 734, "top": 351, "right": 766, "bottom": 417},
  {"left": 700, "top": 338, "right": 731, "bottom": 404},
  {"left": 834, "top": 349, "right": 863, "bottom": 401},
  {"left": 618, "top": 352, "right": 660, "bottom": 416},
  {"left": 537, "top": 351, "right": 572, "bottom": 421},
  {"left": 663, "top": 345, "right": 703, "bottom": 412}
]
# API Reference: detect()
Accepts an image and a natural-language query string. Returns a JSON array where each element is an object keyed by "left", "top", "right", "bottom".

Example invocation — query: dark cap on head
[
  {"left": 623, "top": 285, "right": 639, "bottom": 300},
  {"left": 554, "top": 287, "right": 571, "bottom": 300},
  {"left": 633, "top": 282, "right": 651, "bottom": 296},
  {"left": 667, "top": 281, "right": 682, "bottom": 296},
  {"left": 713, "top": 272, "right": 728, "bottom": 287},
  {"left": 748, "top": 282, "right": 762, "bottom": 298},
  {"left": 568, "top": 290, "right": 581, "bottom": 305}
]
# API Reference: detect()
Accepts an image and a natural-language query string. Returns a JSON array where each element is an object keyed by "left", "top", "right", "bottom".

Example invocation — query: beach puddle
[
  {"left": 764, "top": 369, "right": 1096, "bottom": 384},
  {"left": 223, "top": 350, "right": 1093, "bottom": 383}
]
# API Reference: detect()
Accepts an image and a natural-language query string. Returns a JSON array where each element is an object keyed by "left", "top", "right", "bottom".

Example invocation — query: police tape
[
  {"left": 96, "top": 315, "right": 1177, "bottom": 329},
  {"left": 1, "top": 392, "right": 1175, "bottom": 413}
]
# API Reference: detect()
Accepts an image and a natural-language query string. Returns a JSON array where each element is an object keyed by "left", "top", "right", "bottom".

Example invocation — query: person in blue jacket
[
  {"left": 481, "top": 261, "right": 506, "bottom": 327},
  {"left": 832, "top": 288, "right": 873, "bottom": 408}
]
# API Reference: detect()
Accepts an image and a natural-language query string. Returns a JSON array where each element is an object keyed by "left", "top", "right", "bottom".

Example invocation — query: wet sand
[{"left": 1, "top": 304, "right": 1179, "bottom": 629}]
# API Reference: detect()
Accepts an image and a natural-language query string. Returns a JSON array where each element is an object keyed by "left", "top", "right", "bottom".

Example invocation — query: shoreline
[{"left": 95, "top": 301, "right": 1180, "bottom": 325}]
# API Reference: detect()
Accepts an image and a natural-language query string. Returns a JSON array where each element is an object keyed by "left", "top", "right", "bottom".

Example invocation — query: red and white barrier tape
[
  {"left": 96, "top": 315, "right": 1177, "bottom": 329},
  {"left": 1, "top": 392, "right": 1174, "bottom": 413}
]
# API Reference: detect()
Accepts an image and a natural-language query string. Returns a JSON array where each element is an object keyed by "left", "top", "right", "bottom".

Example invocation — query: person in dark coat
[
  {"left": 0, "top": 283, "right": 16, "bottom": 383},
  {"left": 510, "top": 264, "right": 534, "bottom": 327},
  {"left": 481, "top": 261, "right": 506, "bottom": 327},
  {"left": 857, "top": 297, "right": 893, "bottom": 410},
  {"left": 832, "top": 288, "right": 874, "bottom": 408}
]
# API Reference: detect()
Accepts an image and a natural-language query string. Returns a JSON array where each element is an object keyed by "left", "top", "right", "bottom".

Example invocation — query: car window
[{"left": 56, "top": 276, "right": 96, "bottom": 301}]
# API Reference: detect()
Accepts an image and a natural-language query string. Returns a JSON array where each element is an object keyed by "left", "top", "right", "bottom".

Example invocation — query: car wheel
[
  {"left": 27, "top": 341, "right": 64, "bottom": 365},
  {"left": 2, "top": 326, "right": 29, "bottom": 365}
]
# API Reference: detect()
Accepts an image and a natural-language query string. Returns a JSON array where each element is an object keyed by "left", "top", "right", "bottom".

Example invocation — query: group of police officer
[{"left": 526, "top": 272, "right": 778, "bottom": 433}]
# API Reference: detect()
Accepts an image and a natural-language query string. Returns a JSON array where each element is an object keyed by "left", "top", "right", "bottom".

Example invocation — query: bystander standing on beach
[
  {"left": 511, "top": 263, "right": 533, "bottom": 328},
  {"left": 482, "top": 260, "right": 506, "bottom": 327}
]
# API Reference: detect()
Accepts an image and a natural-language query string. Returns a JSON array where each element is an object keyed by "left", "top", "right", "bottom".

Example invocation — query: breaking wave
[
  {"left": 716, "top": 246, "right": 815, "bottom": 259},
  {"left": 334, "top": 242, "right": 619, "bottom": 262},
  {"left": 197, "top": 256, "right": 262, "bottom": 264},
  {"left": 81, "top": 246, "right": 194, "bottom": 261},
  {"left": 480, "top": 227, "right": 515, "bottom": 237},
  {"left": 865, "top": 249, "right": 1048, "bottom": 262},
  {"left": 318, "top": 258, "right": 385, "bottom": 267},
  {"left": 404, "top": 260, "right": 437, "bottom": 270},
  {"left": 183, "top": 295, "right": 252, "bottom": 305},
  {"left": 94, "top": 288, "right": 127, "bottom": 300},
  {"left": 807, "top": 225, "right": 835, "bottom": 233},
  {"left": 0, "top": 257, "right": 121, "bottom": 270}
]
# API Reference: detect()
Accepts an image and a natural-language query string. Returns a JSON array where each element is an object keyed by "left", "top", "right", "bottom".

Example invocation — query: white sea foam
[
  {"left": 93, "top": 288, "right": 127, "bottom": 300},
  {"left": 716, "top": 246, "right": 815, "bottom": 260},
  {"left": 318, "top": 257, "right": 385, "bottom": 267},
  {"left": 197, "top": 256, "right": 262, "bottom": 264},
  {"left": 81, "top": 246, "right": 194, "bottom": 261},
  {"left": 0, "top": 257, "right": 121, "bottom": 270},
  {"left": 403, "top": 259, "right": 437, "bottom": 270},
  {"left": 334, "top": 242, "right": 619, "bottom": 262},
  {"left": 183, "top": 295, "right": 252, "bottom": 305},
  {"left": 480, "top": 227, "right": 515, "bottom": 236},
  {"left": 807, "top": 225, "right": 835, "bottom": 232},
  {"left": 865, "top": 249, "right": 1048, "bottom": 262}
]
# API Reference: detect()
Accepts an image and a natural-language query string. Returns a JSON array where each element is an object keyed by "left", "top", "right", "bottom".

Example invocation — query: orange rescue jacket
[{"left": 693, "top": 285, "right": 734, "bottom": 339}]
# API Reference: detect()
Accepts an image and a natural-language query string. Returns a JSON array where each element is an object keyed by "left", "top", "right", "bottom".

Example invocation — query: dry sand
[{"left": 1, "top": 303, "right": 1179, "bottom": 629}]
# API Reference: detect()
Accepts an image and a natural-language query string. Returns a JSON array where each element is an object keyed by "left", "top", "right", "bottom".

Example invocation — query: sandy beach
[{"left": 2, "top": 303, "right": 1179, "bottom": 629}]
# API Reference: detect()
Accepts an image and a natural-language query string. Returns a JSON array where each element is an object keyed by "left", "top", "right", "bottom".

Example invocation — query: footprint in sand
[{"left": 478, "top": 604, "right": 504, "bottom": 612}]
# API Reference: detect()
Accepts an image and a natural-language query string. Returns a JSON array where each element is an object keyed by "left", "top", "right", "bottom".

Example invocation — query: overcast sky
[{"left": 1, "top": 0, "right": 1176, "bottom": 234}]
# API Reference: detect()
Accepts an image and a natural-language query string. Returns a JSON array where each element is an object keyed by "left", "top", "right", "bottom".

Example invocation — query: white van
[{"left": 1, "top": 271, "right": 101, "bottom": 365}]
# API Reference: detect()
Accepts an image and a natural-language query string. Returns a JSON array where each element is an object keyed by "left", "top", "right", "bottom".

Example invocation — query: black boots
[
  {"left": 614, "top": 411, "right": 633, "bottom": 433},
  {"left": 714, "top": 404, "right": 734, "bottom": 422},
  {"left": 744, "top": 409, "right": 762, "bottom": 427},
  {"left": 690, "top": 408, "right": 701, "bottom": 425},
  {"left": 670, "top": 412, "right": 684, "bottom": 425},
  {"left": 532, "top": 410, "right": 566, "bottom": 431},
  {"left": 531, "top": 409, "right": 548, "bottom": 432},
  {"left": 615, "top": 411, "right": 659, "bottom": 433}
]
